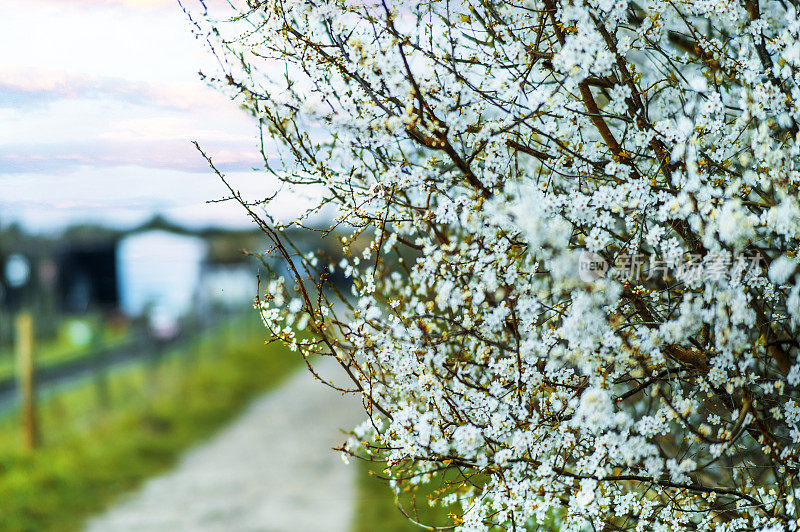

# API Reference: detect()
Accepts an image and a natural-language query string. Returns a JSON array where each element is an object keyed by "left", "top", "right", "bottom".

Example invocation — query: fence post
[{"left": 15, "top": 312, "right": 38, "bottom": 450}]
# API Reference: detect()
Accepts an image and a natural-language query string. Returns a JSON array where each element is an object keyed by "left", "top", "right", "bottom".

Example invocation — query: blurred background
[
  {"left": 0, "top": 1, "right": 353, "bottom": 530},
  {"left": 0, "top": 213, "right": 359, "bottom": 530}
]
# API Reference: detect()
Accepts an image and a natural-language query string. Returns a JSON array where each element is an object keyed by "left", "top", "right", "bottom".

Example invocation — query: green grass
[
  {"left": 0, "top": 317, "right": 130, "bottom": 381},
  {"left": 353, "top": 460, "right": 561, "bottom": 531},
  {"left": 353, "top": 459, "right": 458, "bottom": 531},
  {"left": 0, "top": 317, "right": 300, "bottom": 532}
]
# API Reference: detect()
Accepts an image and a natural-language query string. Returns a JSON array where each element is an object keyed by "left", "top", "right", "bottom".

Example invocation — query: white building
[
  {"left": 197, "top": 263, "right": 258, "bottom": 311},
  {"left": 116, "top": 230, "right": 208, "bottom": 322}
]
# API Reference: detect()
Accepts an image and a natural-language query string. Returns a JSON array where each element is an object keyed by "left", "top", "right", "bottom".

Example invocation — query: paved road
[{"left": 87, "top": 357, "right": 363, "bottom": 532}]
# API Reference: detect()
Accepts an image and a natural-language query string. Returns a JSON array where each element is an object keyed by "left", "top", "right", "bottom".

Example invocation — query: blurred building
[
  {"left": 0, "top": 218, "right": 269, "bottom": 346},
  {"left": 116, "top": 229, "right": 208, "bottom": 320},
  {"left": 59, "top": 242, "right": 119, "bottom": 313},
  {"left": 0, "top": 215, "right": 358, "bottom": 349}
]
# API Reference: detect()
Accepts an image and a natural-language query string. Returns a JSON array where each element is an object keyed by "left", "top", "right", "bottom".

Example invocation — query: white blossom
[{"left": 193, "top": 0, "right": 800, "bottom": 527}]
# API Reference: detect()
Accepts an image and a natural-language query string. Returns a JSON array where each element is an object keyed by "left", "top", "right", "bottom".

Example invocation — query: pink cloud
[
  {"left": 0, "top": 66, "right": 236, "bottom": 112},
  {"left": 4, "top": 0, "right": 176, "bottom": 9},
  {"left": 0, "top": 138, "right": 266, "bottom": 174},
  {"left": 4, "top": 0, "right": 235, "bottom": 10}
]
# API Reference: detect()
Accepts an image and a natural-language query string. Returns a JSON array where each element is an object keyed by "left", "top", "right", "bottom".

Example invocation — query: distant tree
[{"left": 186, "top": 0, "right": 800, "bottom": 529}]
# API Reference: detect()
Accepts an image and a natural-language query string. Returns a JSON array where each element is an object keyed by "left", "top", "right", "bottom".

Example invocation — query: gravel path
[{"left": 87, "top": 357, "right": 363, "bottom": 532}]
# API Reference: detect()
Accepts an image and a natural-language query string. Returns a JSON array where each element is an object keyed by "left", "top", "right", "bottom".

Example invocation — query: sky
[{"left": 0, "top": 0, "right": 305, "bottom": 234}]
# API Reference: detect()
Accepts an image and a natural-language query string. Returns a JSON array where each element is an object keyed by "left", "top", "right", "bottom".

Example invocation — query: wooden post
[{"left": 16, "top": 312, "right": 38, "bottom": 450}]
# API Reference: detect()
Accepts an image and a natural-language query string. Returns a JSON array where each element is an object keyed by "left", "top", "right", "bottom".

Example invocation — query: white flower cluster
[{"left": 192, "top": 0, "right": 800, "bottom": 529}]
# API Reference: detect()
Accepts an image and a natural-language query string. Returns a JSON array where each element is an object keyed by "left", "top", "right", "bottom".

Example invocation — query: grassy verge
[
  {"left": 353, "top": 459, "right": 458, "bottom": 531},
  {"left": 353, "top": 459, "right": 564, "bottom": 531},
  {"left": 0, "top": 317, "right": 299, "bottom": 532},
  {"left": 0, "top": 317, "right": 130, "bottom": 381}
]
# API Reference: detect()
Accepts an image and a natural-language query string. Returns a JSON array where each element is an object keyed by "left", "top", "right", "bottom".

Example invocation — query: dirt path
[{"left": 87, "top": 357, "right": 363, "bottom": 532}]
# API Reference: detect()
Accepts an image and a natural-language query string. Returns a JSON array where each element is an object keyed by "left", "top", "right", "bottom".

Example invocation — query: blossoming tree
[{"left": 186, "top": 0, "right": 800, "bottom": 529}]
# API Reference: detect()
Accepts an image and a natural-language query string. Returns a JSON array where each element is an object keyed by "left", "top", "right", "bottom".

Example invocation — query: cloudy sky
[{"left": 0, "top": 0, "right": 299, "bottom": 233}]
